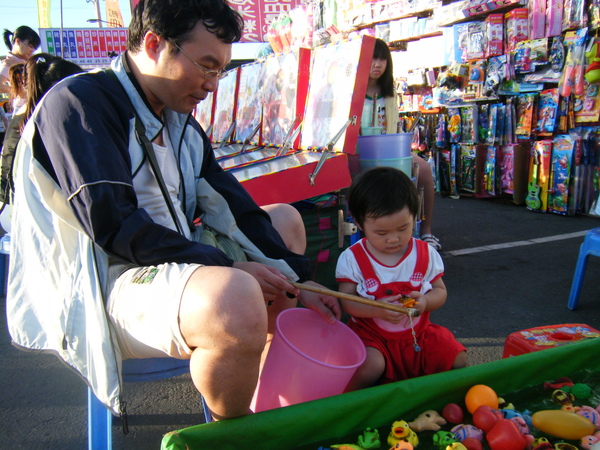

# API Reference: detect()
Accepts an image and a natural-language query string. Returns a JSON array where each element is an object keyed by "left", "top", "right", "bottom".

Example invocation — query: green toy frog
[{"left": 357, "top": 428, "right": 380, "bottom": 449}]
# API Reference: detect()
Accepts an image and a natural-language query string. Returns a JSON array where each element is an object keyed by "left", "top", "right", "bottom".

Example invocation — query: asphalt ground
[{"left": 1, "top": 194, "right": 600, "bottom": 449}]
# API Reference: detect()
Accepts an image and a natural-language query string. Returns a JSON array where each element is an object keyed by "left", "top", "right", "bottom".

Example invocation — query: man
[{"left": 6, "top": 0, "right": 340, "bottom": 422}]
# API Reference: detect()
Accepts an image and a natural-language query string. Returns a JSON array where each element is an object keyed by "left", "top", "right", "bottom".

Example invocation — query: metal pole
[
  {"left": 95, "top": 0, "right": 103, "bottom": 27},
  {"left": 60, "top": 0, "right": 65, "bottom": 57}
]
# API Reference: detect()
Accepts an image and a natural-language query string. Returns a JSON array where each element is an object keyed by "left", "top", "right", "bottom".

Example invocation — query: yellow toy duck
[{"left": 387, "top": 420, "right": 418, "bottom": 447}]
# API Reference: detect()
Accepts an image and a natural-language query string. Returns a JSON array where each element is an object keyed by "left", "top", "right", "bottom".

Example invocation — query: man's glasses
[{"left": 170, "top": 40, "right": 228, "bottom": 80}]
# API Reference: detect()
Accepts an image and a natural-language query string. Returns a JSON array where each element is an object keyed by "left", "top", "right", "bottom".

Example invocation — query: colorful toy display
[
  {"left": 503, "top": 323, "right": 600, "bottom": 357},
  {"left": 324, "top": 372, "right": 598, "bottom": 450}
]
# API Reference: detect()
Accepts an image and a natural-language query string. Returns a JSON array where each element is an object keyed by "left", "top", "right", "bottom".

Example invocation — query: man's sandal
[{"left": 420, "top": 234, "right": 441, "bottom": 251}]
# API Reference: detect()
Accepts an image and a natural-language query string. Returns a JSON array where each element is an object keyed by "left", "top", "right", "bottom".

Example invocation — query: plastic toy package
[
  {"left": 504, "top": 8, "right": 529, "bottom": 53},
  {"left": 526, "top": 140, "right": 552, "bottom": 212},
  {"left": 485, "top": 104, "right": 496, "bottom": 145},
  {"left": 513, "top": 41, "right": 533, "bottom": 74},
  {"left": 574, "top": 81, "right": 600, "bottom": 124},
  {"left": 505, "top": 97, "right": 517, "bottom": 144},
  {"left": 460, "top": 144, "right": 477, "bottom": 193},
  {"left": 483, "top": 55, "right": 508, "bottom": 97},
  {"left": 478, "top": 104, "right": 489, "bottom": 142},
  {"left": 496, "top": 104, "right": 506, "bottom": 144},
  {"left": 484, "top": 13, "right": 504, "bottom": 58},
  {"left": 516, "top": 92, "right": 538, "bottom": 139},
  {"left": 447, "top": 108, "right": 462, "bottom": 143},
  {"left": 482, "top": 145, "right": 498, "bottom": 196},
  {"left": 460, "top": 106, "right": 478, "bottom": 143},
  {"left": 535, "top": 88, "right": 559, "bottom": 136},
  {"left": 559, "top": 28, "right": 588, "bottom": 98},
  {"left": 562, "top": 0, "right": 587, "bottom": 31},
  {"left": 580, "top": 128, "right": 600, "bottom": 215},
  {"left": 499, "top": 144, "right": 516, "bottom": 194},
  {"left": 548, "top": 134, "right": 576, "bottom": 215}
]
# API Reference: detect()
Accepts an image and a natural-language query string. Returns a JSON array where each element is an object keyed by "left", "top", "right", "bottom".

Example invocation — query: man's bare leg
[{"left": 179, "top": 266, "right": 267, "bottom": 420}]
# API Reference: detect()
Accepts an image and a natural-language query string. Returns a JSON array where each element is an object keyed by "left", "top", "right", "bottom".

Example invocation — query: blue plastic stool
[
  {"left": 568, "top": 227, "right": 600, "bottom": 310},
  {"left": 88, "top": 357, "right": 212, "bottom": 449}
]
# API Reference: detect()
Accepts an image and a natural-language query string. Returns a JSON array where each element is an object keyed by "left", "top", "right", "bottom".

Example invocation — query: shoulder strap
[
  {"left": 105, "top": 68, "right": 186, "bottom": 236},
  {"left": 413, "top": 238, "right": 430, "bottom": 275},
  {"left": 349, "top": 239, "right": 380, "bottom": 292}
]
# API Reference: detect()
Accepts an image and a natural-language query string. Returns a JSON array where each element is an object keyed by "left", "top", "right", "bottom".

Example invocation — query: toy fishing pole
[{"left": 288, "top": 281, "right": 421, "bottom": 317}]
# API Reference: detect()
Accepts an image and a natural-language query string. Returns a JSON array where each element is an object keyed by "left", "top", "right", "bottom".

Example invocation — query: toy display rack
[{"left": 194, "top": 36, "right": 375, "bottom": 206}]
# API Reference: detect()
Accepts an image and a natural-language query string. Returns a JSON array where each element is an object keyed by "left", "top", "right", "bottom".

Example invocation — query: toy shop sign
[
  {"left": 39, "top": 28, "right": 127, "bottom": 69},
  {"left": 230, "top": 0, "right": 302, "bottom": 42}
]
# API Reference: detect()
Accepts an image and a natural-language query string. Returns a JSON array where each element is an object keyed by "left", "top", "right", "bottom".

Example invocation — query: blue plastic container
[
  {"left": 359, "top": 156, "right": 413, "bottom": 177},
  {"left": 357, "top": 132, "right": 413, "bottom": 159}
]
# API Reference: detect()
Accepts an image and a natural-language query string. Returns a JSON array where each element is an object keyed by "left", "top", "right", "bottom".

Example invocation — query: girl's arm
[
  {"left": 410, "top": 276, "right": 447, "bottom": 315},
  {"left": 339, "top": 281, "right": 405, "bottom": 323}
]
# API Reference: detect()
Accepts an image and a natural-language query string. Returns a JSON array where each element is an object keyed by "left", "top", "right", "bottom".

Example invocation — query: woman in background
[
  {"left": 364, "top": 38, "right": 441, "bottom": 250},
  {"left": 0, "top": 26, "right": 41, "bottom": 95},
  {"left": 0, "top": 53, "right": 83, "bottom": 215},
  {"left": 8, "top": 64, "right": 26, "bottom": 112}
]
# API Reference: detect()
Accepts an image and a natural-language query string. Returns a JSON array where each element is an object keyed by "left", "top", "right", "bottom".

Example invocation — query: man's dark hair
[
  {"left": 127, "top": 0, "right": 244, "bottom": 52},
  {"left": 349, "top": 167, "right": 419, "bottom": 228}
]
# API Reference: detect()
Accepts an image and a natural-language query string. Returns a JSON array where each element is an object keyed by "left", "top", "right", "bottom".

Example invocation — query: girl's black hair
[
  {"left": 24, "top": 53, "right": 84, "bottom": 123},
  {"left": 127, "top": 0, "right": 244, "bottom": 52},
  {"left": 3, "top": 26, "right": 41, "bottom": 51},
  {"left": 372, "top": 38, "right": 395, "bottom": 98},
  {"left": 349, "top": 167, "right": 419, "bottom": 228}
]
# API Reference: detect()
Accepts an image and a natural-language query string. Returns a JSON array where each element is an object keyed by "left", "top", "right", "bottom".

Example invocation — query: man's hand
[
  {"left": 297, "top": 280, "right": 342, "bottom": 323},
  {"left": 232, "top": 261, "right": 299, "bottom": 303}
]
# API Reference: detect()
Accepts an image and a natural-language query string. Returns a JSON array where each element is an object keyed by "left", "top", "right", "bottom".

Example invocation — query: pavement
[{"left": 1, "top": 194, "right": 600, "bottom": 449}]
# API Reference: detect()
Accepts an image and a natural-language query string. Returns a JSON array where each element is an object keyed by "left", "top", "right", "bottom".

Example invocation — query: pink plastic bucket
[{"left": 251, "top": 308, "right": 366, "bottom": 412}]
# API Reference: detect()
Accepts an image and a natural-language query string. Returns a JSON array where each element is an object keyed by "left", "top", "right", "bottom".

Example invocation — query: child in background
[
  {"left": 336, "top": 167, "right": 466, "bottom": 390},
  {"left": 365, "top": 38, "right": 441, "bottom": 250}
]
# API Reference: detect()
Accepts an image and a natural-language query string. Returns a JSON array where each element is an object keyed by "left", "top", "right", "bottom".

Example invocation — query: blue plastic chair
[
  {"left": 88, "top": 357, "right": 212, "bottom": 449},
  {"left": 568, "top": 227, "right": 600, "bottom": 310}
]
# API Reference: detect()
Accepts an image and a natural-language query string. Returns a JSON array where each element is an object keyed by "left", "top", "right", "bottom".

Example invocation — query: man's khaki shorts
[{"left": 106, "top": 262, "right": 203, "bottom": 359}]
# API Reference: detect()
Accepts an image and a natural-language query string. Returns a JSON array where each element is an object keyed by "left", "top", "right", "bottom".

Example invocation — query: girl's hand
[
  {"left": 407, "top": 291, "right": 427, "bottom": 315},
  {"left": 376, "top": 294, "right": 407, "bottom": 324}
]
